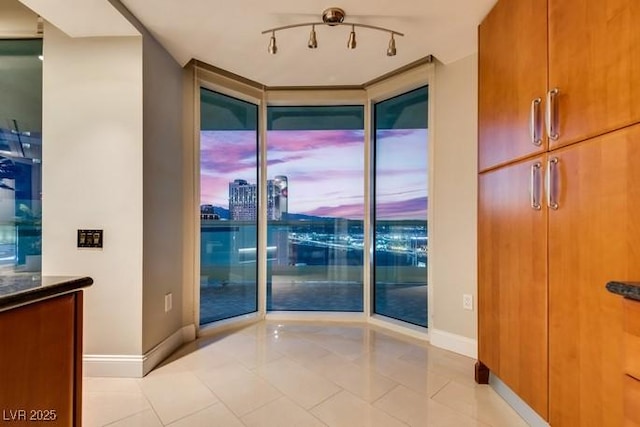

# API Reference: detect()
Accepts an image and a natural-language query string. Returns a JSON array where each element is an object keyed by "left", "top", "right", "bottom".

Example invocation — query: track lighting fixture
[
  {"left": 308, "top": 25, "right": 318, "bottom": 49},
  {"left": 268, "top": 31, "right": 277, "bottom": 55},
  {"left": 387, "top": 33, "right": 397, "bottom": 56},
  {"left": 347, "top": 25, "right": 356, "bottom": 49},
  {"left": 262, "top": 7, "right": 403, "bottom": 56}
]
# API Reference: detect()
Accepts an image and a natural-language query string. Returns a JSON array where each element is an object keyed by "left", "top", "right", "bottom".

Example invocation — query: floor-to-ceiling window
[
  {"left": 373, "top": 86, "right": 429, "bottom": 327},
  {"left": 199, "top": 88, "right": 259, "bottom": 324},
  {"left": 266, "top": 106, "right": 365, "bottom": 311},
  {"left": 0, "top": 39, "right": 43, "bottom": 274}
]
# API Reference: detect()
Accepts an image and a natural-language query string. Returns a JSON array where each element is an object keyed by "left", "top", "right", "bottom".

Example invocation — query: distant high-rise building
[
  {"left": 273, "top": 175, "right": 288, "bottom": 220},
  {"left": 229, "top": 179, "right": 256, "bottom": 220},
  {"left": 229, "top": 177, "right": 288, "bottom": 220}
]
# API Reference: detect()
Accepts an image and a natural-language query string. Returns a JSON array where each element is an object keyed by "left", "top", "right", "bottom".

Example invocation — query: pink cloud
[
  {"left": 375, "top": 129, "right": 420, "bottom": 140},
  {"left": 284, "top": 169, "right": 364, "bottom": 184},
  {"left": 201, "top": 131, "right": 257, "bottom": 174},
  {"left": 268, "top": 130, "right": 364, "bottom": 152},
  {"left": 302, "top": 197, "right": 427, "bottom": 220},
  {"left": 305, "top": 202, "right": 365, "bottom": 219},
  {"left": 375, "top": 197, "right": 428, "bottom": 220}
]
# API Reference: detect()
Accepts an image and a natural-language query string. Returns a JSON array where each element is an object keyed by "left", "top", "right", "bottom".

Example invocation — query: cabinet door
[
  {"left": 478, "top": 156, "right": 548, "bottom": 419},
  {"left": 548, "top": 0, "right": 640, "bottom": 150},
  {"left": 478, "top": 0, "right": 548, "bottom": 172},
  {"left": 0, "top": 294, "right": 76, "bottom": 426},
  {"left": 548, "top": 124, "right": 640, "bottom": 425}
]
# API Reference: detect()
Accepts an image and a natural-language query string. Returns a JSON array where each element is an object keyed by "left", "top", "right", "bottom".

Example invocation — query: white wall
[
  {"left": 41, "top": 24, "right": 144, "bottom": 356},
  {"left": 431, "top": 53, "right": 478, "bottom": 343}
]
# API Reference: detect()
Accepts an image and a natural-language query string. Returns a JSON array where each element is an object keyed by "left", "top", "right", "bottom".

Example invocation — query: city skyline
[{"left": 200, "top": 128, "right": 428, "bottom": 220}]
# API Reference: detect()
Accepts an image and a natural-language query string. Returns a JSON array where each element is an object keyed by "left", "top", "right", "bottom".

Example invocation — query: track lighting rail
[
  {"left": 260, "top": 22, "right": 404, "bottom": 37},
  {"left": 261, "top": 7, "right": 404, "bottom": 56}
]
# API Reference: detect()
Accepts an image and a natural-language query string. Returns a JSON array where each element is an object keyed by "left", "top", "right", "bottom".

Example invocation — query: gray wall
[{"left": 141, "top": 23, "right": 185, "bottom": 353}]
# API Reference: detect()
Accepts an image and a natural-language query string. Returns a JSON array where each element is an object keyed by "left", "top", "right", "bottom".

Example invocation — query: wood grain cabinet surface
[
  {"left": 548, "top": 0, "right": 640, "bottom": 150},
  {"left": 478, "top": 156, "right": 548, "bottom": 417},
  {"left": 478, "top": 0, "right": 547, "bottom": 172},
  {"left": 0, "top": 292, "right": 84, "bottom": 427}
]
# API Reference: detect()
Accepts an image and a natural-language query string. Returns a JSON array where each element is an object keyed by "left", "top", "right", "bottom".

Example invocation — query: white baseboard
[
  {"left": 84, "top": 324, "right": 196, "bottom": 378},
  {"left": 142, "top": 325, "right": 193, "bottom": 376},
  {"left": 429, "top": 328, "right": 477, "bottom": 359},
  {"left": 182, "top": 323, "right": 196, "bottom": 342},
  {"left": 83, "top": 354, "right": 145, "bottom": 378},
  {"left": 368, "top": 316, "right": 429, "bottom": 342}
]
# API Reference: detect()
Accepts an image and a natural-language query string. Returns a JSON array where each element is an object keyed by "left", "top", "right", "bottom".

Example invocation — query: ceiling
[{"left": 18, "top": 0, "right": 496, "bottom": 87}]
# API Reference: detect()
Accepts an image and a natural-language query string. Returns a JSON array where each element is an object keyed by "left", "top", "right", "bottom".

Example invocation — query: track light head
[
  {"left": 387, "top": 33, "right": 397, "bottom": 56},
  {"left": 268, "top": 32, "right": 277, "bottom": 54},
  {"left": 347, "top": 25, "right": 356, "bottom": 49},
  {"left": 308, "top": 25, "right": 318, "bottom": 49}
]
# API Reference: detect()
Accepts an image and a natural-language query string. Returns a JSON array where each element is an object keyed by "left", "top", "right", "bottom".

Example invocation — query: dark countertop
[
  {"left": 0, "top": 275, "right": 93, "bottom": 311},
  {"left": 606, "top": 281, "right": 640, "bottom": 302}
]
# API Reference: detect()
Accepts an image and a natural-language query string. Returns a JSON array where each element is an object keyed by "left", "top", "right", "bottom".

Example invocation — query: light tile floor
[{"left": 83, "top": 321, "right": 528, "bottom": 427}]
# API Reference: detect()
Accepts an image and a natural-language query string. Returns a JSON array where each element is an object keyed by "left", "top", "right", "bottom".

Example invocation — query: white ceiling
[{"left": 19, "top": 0, "right": 496, "bottom": 87}]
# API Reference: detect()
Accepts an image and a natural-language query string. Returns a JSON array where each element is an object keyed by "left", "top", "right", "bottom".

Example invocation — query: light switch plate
[{"left": 78, "top": 229, "right": 103, "bottom": 248}]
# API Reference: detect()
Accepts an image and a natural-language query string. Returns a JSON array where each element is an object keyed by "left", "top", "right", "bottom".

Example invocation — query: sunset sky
[{"left": 200, "top": 128, "right": 428, "bottom": 220}]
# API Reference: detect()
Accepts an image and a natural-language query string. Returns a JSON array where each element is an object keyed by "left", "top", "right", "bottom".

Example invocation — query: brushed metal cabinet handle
[
  {"left": 546, "top": 88, "right": 559, "bottom": 141},
  {"left": 530, "top": 162, "right": 542, "bottom": 210},
  {"left": 546, "top": 157, "right": 559, "bottom": 210},
  {"left": 530, "top": 98, "right": 542, "bottom": 146}
]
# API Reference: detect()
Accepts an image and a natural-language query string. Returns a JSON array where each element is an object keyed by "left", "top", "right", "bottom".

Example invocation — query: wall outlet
[
  {"left": 463, "top": 294, "right": 473, "bottom": 311},
  {"left": 164, "top": 293, "right": 172, "bottom": 313}
]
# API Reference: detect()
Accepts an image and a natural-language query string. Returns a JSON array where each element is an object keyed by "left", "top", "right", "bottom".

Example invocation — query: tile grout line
[
  {"left": 161, "top": 402, "right": 220, "bottom": 427},
  {"left": 428, "top": 378, "right": 452, "bottom": 399}
]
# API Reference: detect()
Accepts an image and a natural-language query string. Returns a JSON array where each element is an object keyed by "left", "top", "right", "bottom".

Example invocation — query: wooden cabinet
[
  {"left": 478, "top": 0, "right": 640, "bottom": 425},
  {"left": 478, "top": 156, "right": 548, "bottom": 417},
  {"left": 547, "top": 126, "right": 640, "bottom": 425},
  {"left": 0, "top": 292, "right": 84, "bottom": 426},
  {"left": 548, "top": 0, "right": 640, "bottom": 150},
  {"left": 478, "top": 0, "right": 547, "bottom": 172},
  {"left": 479, "top": 0, "right": 640, "bottom": 168}
]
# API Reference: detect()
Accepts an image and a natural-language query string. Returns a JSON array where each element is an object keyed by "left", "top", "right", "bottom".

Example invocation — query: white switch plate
[
  {"left": 164, "top": 293, "right": 172, "bottom": 312},
  {"left": 463, "top": 294, "right": 473, "bottom": 311}
]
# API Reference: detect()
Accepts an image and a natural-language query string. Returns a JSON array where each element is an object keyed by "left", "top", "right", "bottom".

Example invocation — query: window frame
[
  {"left": 366, "top": 63, "right": 434, "bottom": 337},
  {"left": 191, "top": 63, "right": 435, "bottom": 336},
  {"left": 194, "top": 71, "right": 265, "bottom": 333}
]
